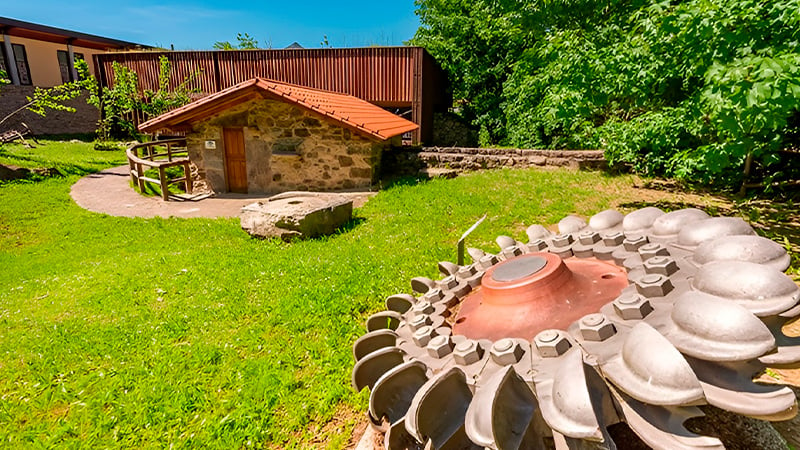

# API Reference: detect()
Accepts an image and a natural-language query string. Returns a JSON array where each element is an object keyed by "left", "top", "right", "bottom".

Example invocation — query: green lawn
[{"left": 0, "top": 140, "right": 795, "bottom": 448}]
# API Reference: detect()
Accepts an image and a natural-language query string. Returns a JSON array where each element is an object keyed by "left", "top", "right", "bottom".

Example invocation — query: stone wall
[
  {"left": 186, "top": 98, "right": 386, "bottom": 194},
  {"left": 382, "top": 146, "right": 606, "bottom": 178},
  {"left": 431, "top": 112, "right": 478, "bottom": 147},
  {"left": 0, "top": 85, "right": 98, "bottom": 135}
]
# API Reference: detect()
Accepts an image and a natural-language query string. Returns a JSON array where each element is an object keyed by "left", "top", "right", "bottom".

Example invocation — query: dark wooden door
[{"left": 223, "top": 128, "right": 247, "bottom": 193}]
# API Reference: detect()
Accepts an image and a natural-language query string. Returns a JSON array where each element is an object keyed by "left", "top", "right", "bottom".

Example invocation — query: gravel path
[{"left": 70, "top": 165, "right": 375, "bottom": 219}]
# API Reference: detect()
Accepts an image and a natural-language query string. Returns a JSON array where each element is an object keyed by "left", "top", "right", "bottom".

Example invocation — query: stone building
[{"left": 139, "top": 78, "right": 418, "bottom": 194}]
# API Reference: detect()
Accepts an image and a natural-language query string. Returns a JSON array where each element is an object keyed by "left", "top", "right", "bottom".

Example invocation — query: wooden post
[
  {"left": 183, "top": 161, "right": 193, "bottom": 194},
  {"left": 136, "top": 163, "right": 145, "bottom": 192},
  {"left": 158, "top": 166, "right": 169, "bottom": 201},
  {"left": 128, "top": 156, "right": 136, "bottom": 186},
  {"left": 167, "top": 142, "right": 173, "bottom": 162}
]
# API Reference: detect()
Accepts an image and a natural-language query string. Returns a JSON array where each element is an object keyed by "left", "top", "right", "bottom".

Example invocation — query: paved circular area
[{"left": 70, "top": 165, "right": 375, "bottom": 219}]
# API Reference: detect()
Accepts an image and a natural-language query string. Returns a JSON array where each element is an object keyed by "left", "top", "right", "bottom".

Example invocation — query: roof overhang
[
  {"left": 0, "top": 16, "right": 148, "bottom": 50},
  {"left": 139, "top": 78, "right": 419, "bottom": 141}
]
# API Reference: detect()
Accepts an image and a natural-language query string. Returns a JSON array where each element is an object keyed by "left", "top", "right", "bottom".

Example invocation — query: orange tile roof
[{"left": 138, "top": 78, "right": 419, "bottom": 140}]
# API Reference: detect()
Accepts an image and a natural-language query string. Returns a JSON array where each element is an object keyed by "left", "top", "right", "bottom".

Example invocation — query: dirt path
[{"left": 70, "top": 165, "right": 376, "bottom": 219}]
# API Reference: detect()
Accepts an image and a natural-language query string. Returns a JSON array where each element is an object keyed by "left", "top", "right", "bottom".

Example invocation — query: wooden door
[{"left": 223, "top": 128, "right": 247, "bottom": 193}]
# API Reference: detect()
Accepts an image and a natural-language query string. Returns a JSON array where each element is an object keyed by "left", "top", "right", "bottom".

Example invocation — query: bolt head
[
  {"left": 643, "top": 256, "right": 679, "bottom": 276},
  {"left": 552, "top": 234, "right": 575, "bottom": 248},
  {"left": 501, "top": 246, "right": 523, "bottom": 260},
  {"left": 635, "top": 273, "right": 674, "bottom": 297},
  {"left": 453, "top": 340, "right": 485, "bottom": 365},
  {"left": 457, "top": 265, "right": 478, "bottom": 279},
  {"left": 423, "top": 288, "right": 444, "bottom": 302},
  {"left": 490, "top": 338, "right": 525, "bottom": 365},
  {"left": 639, "top": 243, "right": 669, "bottom": 261},
  {"left": 412, "top": 301, "right": 434, "bottom": 315},
  {"left": 409, "top": 314, "right": 433, "bottom": 331},
  {"left": 439, "top": 275, "right": 459, "bottom": 289},
  {"left": 579, "top": 230, "right": 601, "bottom": 245},
  {"left": 527, "top": 239, "right": 548, "bottom": 251},
  {"left": 427, "top": 335, "right": 454, "bottom": 358},
  {"left": 602, "top": 231, "right": 625, "bottom": 246},
  {"left": 412, "top": 325, "right": 438, "bottom": 346},
  {"left": 624, "top": 235, "right": 649, "bottom": 251},
  {"left": 579, "top": 313, "right": 616, "bottom": 341},
  {"left": 613, "top": 293, "right": 654, "bottom": 319},
  {"left": 479, "top": 254, "right": 498, "bottom": 269},
  {"left": 534, "top": 329, "right": 571, "bottom": 357}
]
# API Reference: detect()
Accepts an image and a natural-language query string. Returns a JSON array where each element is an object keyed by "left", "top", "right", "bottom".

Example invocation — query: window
[
  {"left": 0, "top": 41, "right": 9, "bottom": 80},
  {"left": 57, "top": 50, "right": 70, "bottom": 83},
  {"left": 57, "top": 50, "right": 85, "bottom": 83},
  {"left": 12, "top": 44, "right": 31, "bottom": 85}
]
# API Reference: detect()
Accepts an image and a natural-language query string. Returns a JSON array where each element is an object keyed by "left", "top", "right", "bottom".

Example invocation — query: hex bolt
[
  {"left": 439, "top": 275, "right": 459, "bottom": 289},
  {"left": 453, "top": 340, "right": 485, "bottom": 365},
  {"left": 602, "top": 231, "right": 625, "bottom": 246},
  {"left": 635, "top": 273, "right": 674, "bottom": 297},
  {"left": 457, "top": 265, "right": 478, "bottom": 279},
  {"left": 412, "top": 325, "right": 438, "bottom": 347},
  {"left": 427, "top": 335, "right": 455, "bottom": 358},
  {"left": 579, "top": 230, "right": 601, "bottom": 245},
  {"left": 643, "top": 256, "right": 679, "bottom": 276},
  {"left": 579, "top": 313, "right": 616, "bottom": 341},
  {"left": 624, "top": 235, "right": 649, "bottom": 251},
  {"left": 490, "top": 338, "right": 525, "bottom": 365},
  {"left": 528, "top": 239, "right": 548, "bottom": 251},
  {"left": 613, "top": 293, "right": 655, "bottom": 320},
  {"left": 552, "top": 234, "right": 575, "bottom": 248},
  {"left": 412, "top": 300, "right": 434, "bottom": 315},
  {"left": 479, "top": 254, "right": 498, "bottom": 270},
  {"left": 638, "top": 243, "right": 669, "bottom": 261},
  {"left": 423, "top": 288, "right": 444, "bottom": 302},
  {"left": 534, "top": 329, "right": 571, "bottom": 357},
  {"left": 408, "top": 314, "right": 433, "bottom": 331},
  {"left": 501, "top": 246, "right": 523, "bottom": 260}
]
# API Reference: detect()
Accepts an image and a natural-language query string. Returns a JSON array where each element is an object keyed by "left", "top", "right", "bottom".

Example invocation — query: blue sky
[{"left": 4, "top": 1, "right": 421, "bottom": 49}]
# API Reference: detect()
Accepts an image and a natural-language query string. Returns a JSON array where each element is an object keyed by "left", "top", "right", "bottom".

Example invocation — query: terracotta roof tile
[{"left": 139, "top": 78, "right": 419, "bottom": 140}]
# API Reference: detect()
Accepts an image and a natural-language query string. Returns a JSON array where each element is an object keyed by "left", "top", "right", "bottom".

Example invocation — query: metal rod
[{"left": 458, "top": 214, "right": 486, "bottom": 266}]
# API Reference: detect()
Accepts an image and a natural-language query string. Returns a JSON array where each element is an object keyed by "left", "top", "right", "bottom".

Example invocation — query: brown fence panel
[{"left": 97, "top": 48, "right": 421, "bottom": 104}]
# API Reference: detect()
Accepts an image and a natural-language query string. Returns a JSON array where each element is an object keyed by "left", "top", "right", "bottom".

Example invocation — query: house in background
[
  {"left": 0, "top": 16, "right": 145, "bottom": 87},
  {"left": 139, "top": 78, "right": 419, "bottom": 194},
  {"left": 0, "top": 16, "right": 146, "bottom": 135}
]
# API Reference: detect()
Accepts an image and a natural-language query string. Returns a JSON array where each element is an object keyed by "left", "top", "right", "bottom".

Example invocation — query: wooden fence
[{"left": 127, "top": 138, "right": 192, "bottom": 201}]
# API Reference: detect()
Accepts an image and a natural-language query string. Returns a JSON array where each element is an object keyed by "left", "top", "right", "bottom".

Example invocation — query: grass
[{"left": 1, "top": 140, "right": 799, "bottom": 448}]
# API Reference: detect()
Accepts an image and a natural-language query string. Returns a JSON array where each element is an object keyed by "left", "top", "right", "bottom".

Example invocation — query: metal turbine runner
[{"left": 352, "top": 207, "right": 800, "bottom": 449}]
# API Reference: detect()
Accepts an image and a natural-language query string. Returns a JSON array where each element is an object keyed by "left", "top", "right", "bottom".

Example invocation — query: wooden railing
[{"left": 127, "top": 139, "right": 192, "bottom": 201}]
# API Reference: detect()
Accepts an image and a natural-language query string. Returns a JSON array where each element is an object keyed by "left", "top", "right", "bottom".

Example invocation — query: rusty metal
[{"left": 352, "top": 208, "right": 800, "bottom": 449}]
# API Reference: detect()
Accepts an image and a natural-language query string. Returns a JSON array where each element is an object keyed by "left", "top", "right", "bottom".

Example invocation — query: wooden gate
[{"left": 223, "top": 128, "right": 247, "bottom": 193}]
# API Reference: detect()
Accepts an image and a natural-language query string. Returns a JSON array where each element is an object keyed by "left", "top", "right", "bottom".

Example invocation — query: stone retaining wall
[
  {"left": 382, "top": 146, "right": 606, "bottom": 178},
  {"left": 0, "top": 85, "right": 98, "bottom": 136}
]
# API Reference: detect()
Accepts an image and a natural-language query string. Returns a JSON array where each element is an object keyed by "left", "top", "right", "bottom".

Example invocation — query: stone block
[{"left": 240, "top": 193, "right": 353, "bottom": 240}]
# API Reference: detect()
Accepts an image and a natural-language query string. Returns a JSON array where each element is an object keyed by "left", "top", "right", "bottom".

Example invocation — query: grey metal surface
[{"left": 351, "top": 208, "right": 800, "bottom": 449}]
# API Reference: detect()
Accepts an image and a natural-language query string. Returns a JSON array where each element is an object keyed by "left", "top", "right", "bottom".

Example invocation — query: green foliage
[
  {"left": 0, "top": 69, "right": 9, "bottom": 87},
  {"left": 410, "top": 0, "right": 536, "bottom": 143},
  {"left": 415, "top": 0, "right": 800, "bottom": 186},
  {"left": 80, "top": 57, "right": 198, "bottom": 140},
  {"left": 213, "top": 33, "right": 260, "bottom": 50}
]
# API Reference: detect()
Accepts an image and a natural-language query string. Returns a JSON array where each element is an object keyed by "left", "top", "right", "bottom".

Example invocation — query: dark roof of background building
[
  {"left": 0, "top": 16, "right": 148, "bottom": 50},
  {"left": 285, "top": 42, "right": 303, "bottom": 49}
]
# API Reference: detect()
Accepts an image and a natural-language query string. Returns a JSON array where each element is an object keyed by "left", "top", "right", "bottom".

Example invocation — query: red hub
[{"left": 453, "top": 252, "right": 629, "bottom": 340}]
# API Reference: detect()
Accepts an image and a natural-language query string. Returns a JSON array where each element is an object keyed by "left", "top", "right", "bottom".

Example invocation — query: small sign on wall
[{"left": 204, "top": 140, "right": 217, "bottom": 150}]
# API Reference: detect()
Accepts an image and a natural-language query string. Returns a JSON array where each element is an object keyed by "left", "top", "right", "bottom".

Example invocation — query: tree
[
  {"left": 213, "top": 33, "right": 260, "bottom": 50},
  {"left": 79, "top": 56, "right": 199, "bottom": 140},
  {"left": 410, "top": 0, "right": 537, "bottom": 144}
]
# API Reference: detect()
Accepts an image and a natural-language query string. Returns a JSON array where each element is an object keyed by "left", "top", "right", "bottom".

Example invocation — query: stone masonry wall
[
  {"left": 382, "top": 146, "right": 606, "bottom": 178},
  {"left": 0, "top": 85, "right": 98, "bottom": 135},
  {"left": 186, "top": 99, "right": 385, "bottom": 194}
]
